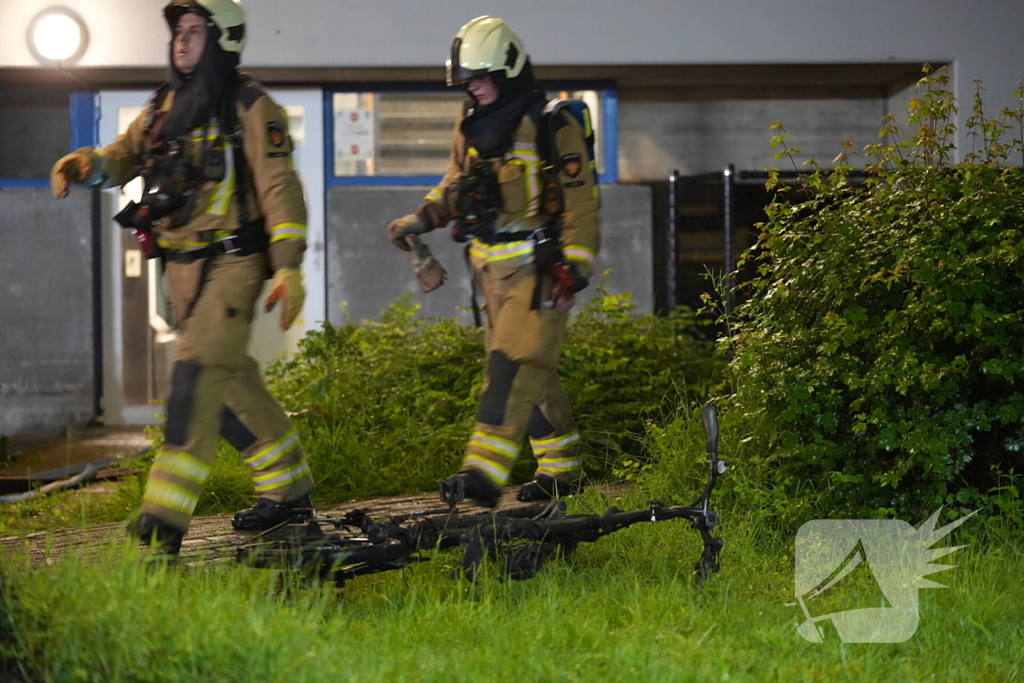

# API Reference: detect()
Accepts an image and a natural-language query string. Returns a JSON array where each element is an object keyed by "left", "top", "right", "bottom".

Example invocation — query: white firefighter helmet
[
  {"left": 447, "top": 16, "right": 527, "bottom": 86},
  {"left": 164, "top": 0, "right": 247, "bottom": 54}
]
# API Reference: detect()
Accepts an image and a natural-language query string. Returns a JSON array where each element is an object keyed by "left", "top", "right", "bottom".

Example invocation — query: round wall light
[{"left": 28, "top": 7, "right": 89, "bottom": 65}]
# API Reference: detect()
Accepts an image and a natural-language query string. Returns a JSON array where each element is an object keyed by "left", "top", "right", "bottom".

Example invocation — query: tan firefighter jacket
[
  {"left": 83, "top": 75, "right": 306, "bottom": 271},
  {"left": 424, "top": 104, "right": 600, "bottom": 279}
]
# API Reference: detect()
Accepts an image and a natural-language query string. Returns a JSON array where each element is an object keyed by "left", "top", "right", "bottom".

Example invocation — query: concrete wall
[
  {"left": 0, "top": 188, "right": 95, "bottom": 434},
  {"left": 4, "top": 0, "right": 1024, "bottom": 155},
  {"left": 327, "top": 184, "right": 652, "bottom": 325},
  {"left": 620, "top": 98, "right": 889, "bottom": 180}
]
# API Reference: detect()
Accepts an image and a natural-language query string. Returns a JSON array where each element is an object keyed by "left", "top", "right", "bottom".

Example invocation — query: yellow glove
[
  {"left": 50, "top": 149, "right": 95, "bottom": 199},
  {"left": 264, "top": 268, "right": 305, "bottom": 330}
]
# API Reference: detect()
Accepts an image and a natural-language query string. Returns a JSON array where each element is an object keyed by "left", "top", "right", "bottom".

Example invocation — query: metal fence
[
  {"left": 653, "top": 167, "right": 870, "bottom": 326},
  {"left": 653, "top": 166, "right": 768, "bottom": 321}
]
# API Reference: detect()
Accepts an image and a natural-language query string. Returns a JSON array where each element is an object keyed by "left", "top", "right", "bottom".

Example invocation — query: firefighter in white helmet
[
  {"left": 51, "top": 0, "right": 314, "bottom": 555},
  {"left": 388, "top": 16, "right": 601, "bottom": 506}
]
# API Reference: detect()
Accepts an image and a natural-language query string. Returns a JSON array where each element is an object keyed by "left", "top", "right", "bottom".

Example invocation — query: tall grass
[{"left": 3, "top": 504, "right": 1021, "bottom": 683}]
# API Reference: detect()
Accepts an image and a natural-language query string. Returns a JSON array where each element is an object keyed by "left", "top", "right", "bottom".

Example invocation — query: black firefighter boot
[
  {"left": 517, "top": 473, "right": 587, "bottom": 502},
  {"left": 126, "top": 513, "right": 185, "bottom": 558},
  {"left": 231, "top": 493, "right": 315, "bottom": 531},
  {"left": 439, "top": 468, "right": 502, "bottom": 508}
]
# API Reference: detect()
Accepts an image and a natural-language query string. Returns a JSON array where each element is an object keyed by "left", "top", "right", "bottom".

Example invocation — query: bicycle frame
[{"left": 236, "top": 403, "right": 728, "bottom": 587}]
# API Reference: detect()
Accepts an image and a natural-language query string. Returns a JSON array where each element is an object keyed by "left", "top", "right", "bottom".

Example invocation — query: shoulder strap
[
  {"left": 220, "top": 74, "right": 251, "bottom": 226},
  {"left": 142, "top": 83, "right": 172, "bottom": 142},
  {"left": 539, "top": 99, "right": 567, "bottom": 171}
]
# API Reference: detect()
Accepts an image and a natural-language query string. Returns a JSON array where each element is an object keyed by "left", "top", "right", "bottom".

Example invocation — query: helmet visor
[{"left": 446, "top": 37, "right": 490, "bottom": 85}]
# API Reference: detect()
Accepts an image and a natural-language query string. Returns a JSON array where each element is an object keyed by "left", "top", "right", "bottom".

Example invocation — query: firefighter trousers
[
  {"left": 140, "top": 252, "right": 313, "bottom": 533},
  {"left": 460, "top": 263, "right": 583, "bottom": 485}
]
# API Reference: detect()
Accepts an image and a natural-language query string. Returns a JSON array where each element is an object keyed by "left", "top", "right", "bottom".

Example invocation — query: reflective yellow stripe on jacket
[
  {"left": 270, "top": 223, "right": 307, "bottom": 243},
  {"left": 469, "top": 237, "right": 535, "bottom": 263},
  {"left": 508, "top": 142, "right": 543, "bottom": 217}
]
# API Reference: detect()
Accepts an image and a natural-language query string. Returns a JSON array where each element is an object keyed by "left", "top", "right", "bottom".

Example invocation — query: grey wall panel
[
  {"left": 619, "top": 98, "right": 887, "bottom": 180},
  {"left": 327, "top": 184, "right": 652, "bottom": 326},
  {"left": 586, "top": 185, "right": 654, "bottom": 312},
  {"left": 0, "top": 188, "right": 95, "bottom": 434},
  {"left": 5, "top": 0, "right": 1023, "bottom": 157},
  {"left": 326, "top": 187, "right": 476, "bottom": 325},
  {"left": 2, "top": 0, "right": 1016, "bottom": 71}
]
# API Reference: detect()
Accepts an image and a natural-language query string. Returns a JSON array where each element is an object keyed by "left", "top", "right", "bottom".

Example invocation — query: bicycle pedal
[{"left": 437, "top": 475, "right": 466, "bottom": 508}]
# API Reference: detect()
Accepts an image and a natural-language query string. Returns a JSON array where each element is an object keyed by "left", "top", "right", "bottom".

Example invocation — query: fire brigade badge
[
  {"left": 561, "top": 153, "right": 582, "bottom": 177},
  {"left": 267, "top": 121, "right": 285, "bottom": 148}
]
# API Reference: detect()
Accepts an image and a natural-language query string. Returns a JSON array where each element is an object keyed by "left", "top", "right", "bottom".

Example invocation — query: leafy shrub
[
  {"left": 719, "top": 67, "right": 1024, "bottom": 520},
  {"left": 264, "top": 291, "right": 720, "bottom": 501},
  {"left": 561, "top": 290, "right": 722, "bottom": 467},
  {"left": 266, "top": 296, "right": 482, "bottom": 498}
]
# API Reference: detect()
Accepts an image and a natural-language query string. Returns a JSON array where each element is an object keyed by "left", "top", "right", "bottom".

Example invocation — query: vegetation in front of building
[{"left": 2, "top": 67, "right": 1023, "bottom": 683}]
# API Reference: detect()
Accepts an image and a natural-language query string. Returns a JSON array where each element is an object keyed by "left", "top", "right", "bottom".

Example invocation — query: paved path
[{"left": 1, "top": 483, "right": 631, "bottom": 567}]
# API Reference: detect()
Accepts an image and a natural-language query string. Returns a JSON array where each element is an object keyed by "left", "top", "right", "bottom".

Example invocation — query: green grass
[
  {"left": 3, "top": 498, "right": 1021, "bottom": 683},
  {"left": 3, "top": 298, "right": 1020, "bottom": 681}
]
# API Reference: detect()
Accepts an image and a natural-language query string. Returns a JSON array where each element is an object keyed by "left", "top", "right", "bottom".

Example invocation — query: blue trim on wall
[
  {"left": 329, "top": 82, "right": 456, "bottom": 94},
  {"left": 321, "top": 88, "right": 333, "bottom": 320},
  {"left": 600, "top": 89, "right": 619, "bottom": 184},
  {"left": 0, "top": 178, "right": 51, "bottom": 188},
  {"left": 328, "top": 175, "right": 442, "bottom": 187},
  {"left": 324, "top": 89, "right": 336, "bottom": 184},
  {"left": 69, "top": 92, "right": 99, "bottom": 150},
  {"left": 0, "top": 91, "right": 98, "bottom": 188}
]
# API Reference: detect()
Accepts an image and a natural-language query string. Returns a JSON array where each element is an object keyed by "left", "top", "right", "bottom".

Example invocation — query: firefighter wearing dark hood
[
  {"left": 50, "top": 0, "right": 314, "bottom": 554},
  {"left": 387, "top": 16, "right": 601, "bottom": 506}
]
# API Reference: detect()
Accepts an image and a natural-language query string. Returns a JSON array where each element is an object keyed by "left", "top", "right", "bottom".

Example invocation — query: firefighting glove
[
  {"left": 265, "top": 268, "right": 305, "bottom": 330},
  {"left": 405, "top": 235, "right": 447, "bottom": 293},
  {"left": 50, "top": 148, "right": 96, "bottom": 199},
  {"left": 388, "top": 213, "right": 428, "bottom": 252},
  {"left": 388, "top": 201, "right": 446, "bottom": 251}
]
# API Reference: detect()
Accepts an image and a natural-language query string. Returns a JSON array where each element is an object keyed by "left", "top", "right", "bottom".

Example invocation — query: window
[
  {"left": 329, "top": 87, "right": 614, "bottom": 182},
  {"left": 332, "top": 92, "right": 463, "bottom": 177},
  {"left": 0, "top": 93, "right": 70, "bottom": 180}
]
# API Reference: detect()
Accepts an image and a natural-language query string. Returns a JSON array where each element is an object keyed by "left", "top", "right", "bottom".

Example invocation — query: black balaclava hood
[
  {"left": 460, "top": 58, "right": 545, "bottom": 159},
  {"left": 160, "top": 11, "right": 240, "bottom": 141}
]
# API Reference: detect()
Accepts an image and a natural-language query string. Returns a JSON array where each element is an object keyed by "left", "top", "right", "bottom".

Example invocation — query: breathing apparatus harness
[
  {"left": 451, "top": 100, "right": 589, "bottom": 321},
  {"left": 116, "top": 73, "right": 269, "bottom": 319}
]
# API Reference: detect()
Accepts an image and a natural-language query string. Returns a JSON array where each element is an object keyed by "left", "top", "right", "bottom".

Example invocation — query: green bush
[
  {"left": 266, "top": 295, "right": 483, "bottom": 498},
  {"left": 561, "top": 290, "right": 722, "bottom": 469},
  {"left": 720, "top": 67, "right": 1024, "bottom": 520},
  {"left": 265, "top": 290, "right": 720, "bottom": 501}
]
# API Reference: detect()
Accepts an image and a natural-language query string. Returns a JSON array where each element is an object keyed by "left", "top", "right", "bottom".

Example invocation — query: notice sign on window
[{"left": 335, "top": 109, "right": 374, "bottom": 161}]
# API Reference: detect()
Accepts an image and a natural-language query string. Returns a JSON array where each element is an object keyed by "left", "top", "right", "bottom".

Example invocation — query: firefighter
[
  {"left": 50, "top": 0, "right": 314, "bottom": 554},
  {"left": 388, "top": 16, "right": 600, "bottom": 506}
]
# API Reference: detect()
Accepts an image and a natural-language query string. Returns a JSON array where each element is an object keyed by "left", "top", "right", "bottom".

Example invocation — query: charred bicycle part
[{"left": 237, "top": 403, "right": 728, "bottom": 587}]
